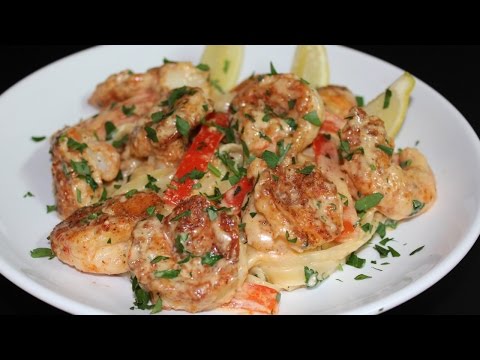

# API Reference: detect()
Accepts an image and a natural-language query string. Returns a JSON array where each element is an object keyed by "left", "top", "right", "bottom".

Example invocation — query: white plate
[{"left": 1, "top": 45, "right": 479, "bottom": 315}]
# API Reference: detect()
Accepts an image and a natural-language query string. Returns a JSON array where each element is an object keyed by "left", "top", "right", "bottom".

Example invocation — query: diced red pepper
[
  {"left": 222, "top": 177, "right": 253, "bottom": 214},
  {"left": 341, "top": 220, "right": 355, "bottom": 237},
  {"left": 321, "top": 119, "right": 340, "bottom": 134},
  {"left": 163, "top": 112, "right": 228, "bottom": 206},
  {"left": 223, "top": 283, "right": 280, "bottom": 315}
]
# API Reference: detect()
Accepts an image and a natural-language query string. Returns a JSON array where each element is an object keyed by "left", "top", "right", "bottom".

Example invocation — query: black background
[{"left": 1, "top": 45, "right": 479, "bottom": 315}]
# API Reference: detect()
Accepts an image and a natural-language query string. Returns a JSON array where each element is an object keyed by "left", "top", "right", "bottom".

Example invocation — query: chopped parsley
[
  {"left": 76, "top": 188, "right": 82, "bottom": 203},
  {"left": 269, "top": 62, "right": 278, "bottom": 75},
  {"left": 411, "top": 200, "right": 425, "bottom": 216},
  {"left": 201, "top": 252, "right": 223, "bottom": 266},
  {"left": 206, "top": 207, "right": 218, "bottom": 221},
  {"left": 374, "top": 244, "right": 390, "bottom": 258},
  {"left": 154, "top": 269, "right": 181, "bottom": 279},
  {"left": 146, "top": 206, "right": 156, "bottom": 216},
  {"left": 145, "top": 174, "right": 160, "bottom": 193},
  {"left": 150, "top": 298, "right": 163, "bottom": 314},
  {"left": 356, "top": 96, "right": 364, "bottom": 107},
  {"left": 124, "top": 189, "right": 137, "bottom": 199},
  {"left": 72, "top": 158, "right": 91, "bottom": 183},
  {"left": 178, "top": 169, "right": 205, "bottom": 184},
  {"left": 196, "top": 63, "right": 210, "bottom": 71},
  {"left": 23, "top": 191, "right": 34, "bottom": 198},
  {"left": 288, "top": 99, "right": 297, "bottom": 110},
  {"left": 131, "top": 276, "right": 152, "bottom": 310},
  {"left": 354, "top": 274, "right": 371, "bottom": 280},
  {"left": 151, "top": 111, "right": 170, "bottom": 123},
  {"left": 261, "top": 140, "right": 291, "bottom": 169},
  {"left": 151, "top": 255, "right": 169, "bottom": 264},
  {"left": 379, "top": 237, "right": 395, "bottom": 246},
  {"left": 203, "top": 187, "right": 223, "bottom": 202},
  {"left": 46, "top": 205, "right": 57, "bottom": 213},
  {"left": 66, "top": 138, "right": 87, "bottom": 153},
  {"left": 400, "top": 159, "right": 412, "bottom": 169},
  {"left": 346, "top": 253, "right": 366, "bottom": 269},
  {"left": 223, "top": 60, "right": 230, "bottom": 74},
  {"left": 122, "top": 104, "right": 136, "bottom": 117},
  {"left": 216, "top": 151, "right": 246, "bottom": 185},
  {"left": 304, "top": 266, "right": 320, "bottom": 288},
  {"left": 284, "top": 118, "right": 297, "bottom": 130},
  {"left": 383, "top": 89, "right": 392, "bottom": 109},
  {"left": 171, "top": 210, "right": 191, "bottom": 222},
  {"left": 361, "top": 223, "right": 373, "bottom": 233},
  {"left": 339, "top": 193, "right": 349, "bottom": 206},
  {"left": 376, "top": 223, "right": 386, "bottom": 238},
  {"left": 99, "top": 187, "right": 108, "bottom": 202},
  {"left": 208, "top": 163, "right": 221, "bottom": 178},
  {"left": 296, "top": 165, "right": 315, "bottom": 175},
  {"left": 30, "top": 248, "right": 55, "bottom": 259},
  {"left": 176, "top": 115, "right": 190, "bottom": 138},
  {"left": 104, "top": 121, "right": 117, "bottom": 141},
  {"left": 376, "top": 144, "right": 394, "bottom": 156},
  {"left": 31, "top": 136, "right": 46, "bottom": 142},
  {"left": 210, "top": 79, "right": 225, "bottom": 94},
  {"left": 355, "top": 193, "right": 384, "bottom": 212},
  {"left": 384, "top": 218, "right": 398, "bottom": 229},
  {"left": 112, "top": 134, "right": 129, "bottom": 148},
  {"left": 145, "top": 126, "right": 158, "bottom": 143},
  {"left": 388, "top": 246, "right": 401, "bottom": 257},
  {"left": 286, "top": 231, "right": 297, "bottom": 243},
  {"left": 303, "top": 111, "right": 321, "bottom": 126},
  {"left": 410, "top": 246, "right": 425, "bottom": 256}
]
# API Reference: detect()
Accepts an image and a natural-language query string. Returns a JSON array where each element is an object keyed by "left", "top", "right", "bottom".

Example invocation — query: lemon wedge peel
[
  {"left": 200, "top": 45, "right": 245, "bottom": 93},
  {"left": 291, "top": 45, "right": 330, "bottom": 88},
  {"left": 364, "top": 72, "right": 416, "bottom": 138}
]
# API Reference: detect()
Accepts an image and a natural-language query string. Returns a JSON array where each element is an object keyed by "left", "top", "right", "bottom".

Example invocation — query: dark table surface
[{"left": 1, "top": 45, "right": 479, "bottom": 315}]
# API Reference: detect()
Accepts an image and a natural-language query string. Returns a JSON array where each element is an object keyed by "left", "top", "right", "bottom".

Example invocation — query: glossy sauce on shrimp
[{"left": 128, "top": 195, "right": 246, "bottom": 312}]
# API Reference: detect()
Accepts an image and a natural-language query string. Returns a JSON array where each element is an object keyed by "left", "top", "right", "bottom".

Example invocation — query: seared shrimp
[
  {"left": 231, "top": 74, "right": 324, "bottom": 158},
  {"left": 127, "top": 86, "right": 213, "bottom": 163},
  {"left": 340, "top": 108, "right": 436, "bottom": 220},
  {"left": 51, "top": 93, "right": 159, "bottom": 218},
  {"left": 244, "top": 161, "right": 344, "bottom": 253},
  {"left": 317, "top": 85, "right": 357, "bottom": 118},
  {"left": 89, "top": 63, "right": 212, "bottom": 109},
  {"left": 50, "top": 191, "right": 163, "bottom": 275},
  {"left": 128, "top": 195, "right": 246, "bottom": 313}
]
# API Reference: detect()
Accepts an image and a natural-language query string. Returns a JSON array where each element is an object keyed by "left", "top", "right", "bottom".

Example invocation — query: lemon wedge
[
  {"left": 364, "top": 72, "right": 416, "bottom": 138},
  {"left": 291, "top": 45, "right": 330, "bottom": 88},
  {"left": 200, "top": 45, "right": 245, "bottom": 93}
]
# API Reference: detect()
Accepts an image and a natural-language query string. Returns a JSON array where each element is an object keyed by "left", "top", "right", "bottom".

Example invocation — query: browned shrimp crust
[
  {"left": 50, "top": 191, "right": 163, "bottom": 274},
  {"left": 129, "top": 195, "right": 245, "bottom": 313}
]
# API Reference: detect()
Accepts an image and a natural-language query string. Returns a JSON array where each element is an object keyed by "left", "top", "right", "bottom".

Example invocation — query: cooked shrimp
[
  {"left": 245, "top": 162, "right": 344, "bottom": 253},
  {"left": 127, "top": 86, "right": 213, "bottom": 163},
  {"left": 128, "top": 195, "right": 246, "bottom": 313},
  {"left": 51, "top": 93, "right": 159, "bottom": 218},
  {"left": 340, "top": 107, "right": 436, "bottom": 220},
  {"left": 317, "top": 85, "right": 357, "bottom": 118},
  {"left": 231, "top": 74, "right": 324, "bottom": 158},
  {"left": 50, "top": 191, "right": 163, "bottom": 275},
  {"left": 89, "top": 63, "right": 212, "bottom": 109}
]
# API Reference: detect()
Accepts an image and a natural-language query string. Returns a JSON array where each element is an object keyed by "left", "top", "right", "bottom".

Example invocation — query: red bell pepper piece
[
  {"left": 222, "top": 177, "right": 253, "bottom": 214},
  {"left": 163, "top": 112, "right": 229, "bottom": 206},
  {"left": 223, "top": 282, "right": 280, "bottom": 315}
]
